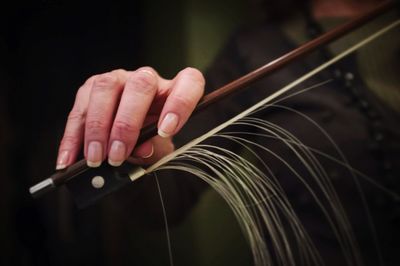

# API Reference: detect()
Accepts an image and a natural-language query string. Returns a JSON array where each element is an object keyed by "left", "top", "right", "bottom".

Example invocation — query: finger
[
  {"left": 157, "top": 67, "right": 205, "bottom": 138},
  {"left": 132, "top": 140, "right": 154, "bottom": 158},
  {"left": 84, "top": 72, "right": 124, "bottom": 167},
  {"left": 56, "top": 76, "right": 95, "bottom": 170},
  {"left": 127, "top": 136, "right": 174, "bottom": 165},
  {"left": 107, "top": 67, "right": 158, "bottom": 166}
]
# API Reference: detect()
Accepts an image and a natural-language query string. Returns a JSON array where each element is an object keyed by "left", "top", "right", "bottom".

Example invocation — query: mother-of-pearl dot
[{"left": 91, "top": 176, "right": 105, "bottom": 189}]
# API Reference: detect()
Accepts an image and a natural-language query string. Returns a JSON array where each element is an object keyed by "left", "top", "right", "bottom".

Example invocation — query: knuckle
[
  {"left": 111, "top": 69, "right": 127, "bottom": 80},
  {"left": 68, "top": 109, "right": 85, "bottom": 122},
  {"left": 113, "top": 120, "right": 140, "bottom": 135},
  {"left": 75, "top": 87, "right": 86, "bottom": 100},
  {"left": 84, "top": 75, "right": 98, "bottom": 86},
  {"left": 181, "top": 67, "right": 205, "bottom": 87},
  {"left": 127, "top": 71, "right": 157, "bottom": 95},
  {"left": 93, "top": 73, "right": 119, "bottom": 90},
  {"left": 171, "top": 94, "right": 194, "bottom": 110},
  {"left": 86, "top": 119, "right": 107, "bottom": 131},
  {"left": 137, "top": 66, "right": 157, "bottom": 75},
  {"left": 111, "top": 68, "right": 126, "bottom": 75},
  {"left": 60, "top": 135, "right": 80, "bottom": 147}
]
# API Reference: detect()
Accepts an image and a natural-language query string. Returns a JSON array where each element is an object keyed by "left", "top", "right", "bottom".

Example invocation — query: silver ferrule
[
  {"left": 128, "top": 167, "right": 147, "bottom": 182},
  {"left": 29, "top": 178, "right": 55, "bottom": 198}
]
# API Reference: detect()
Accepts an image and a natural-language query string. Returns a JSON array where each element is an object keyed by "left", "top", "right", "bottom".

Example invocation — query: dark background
[{"left": 0, "top": 0, "right": 259, "bottom": 265}]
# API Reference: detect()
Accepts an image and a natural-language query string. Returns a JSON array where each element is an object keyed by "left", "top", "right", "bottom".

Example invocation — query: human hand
[{"left": 55, "top": 67, "right": 205, "bottom": 169}]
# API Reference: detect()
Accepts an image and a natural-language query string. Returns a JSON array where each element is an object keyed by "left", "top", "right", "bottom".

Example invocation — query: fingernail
[
  {"left": 108, "top": 140, "right": 126, "bottom": 167},
  {"left": 158, "top": 113, "right": 179, "bottom": 138},
  {"left": 135, "top": 143, "right": 154, "bottom": 159},
  {"left": 142, "top": 144, "right": 154, "bottom": 158},
  {"left": 87, "top": 141, "right": 103, "bottom": 167},
  {"left": 56, "top": 150, "right": 69, "bottom": 170}
]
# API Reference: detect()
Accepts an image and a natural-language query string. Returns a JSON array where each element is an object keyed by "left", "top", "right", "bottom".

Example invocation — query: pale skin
[
  {"left": 56, "top": 0, "right": 379, "bottom": 170},
  {"left": 56, "top": 67, "right": 205, "bottom": 169}
]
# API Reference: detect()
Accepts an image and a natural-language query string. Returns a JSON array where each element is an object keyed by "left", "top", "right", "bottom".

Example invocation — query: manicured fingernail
[
  {"left": 87, "top": 141, "right": 103, "bottom": 167},
  {"left": 158, "top": 113, "right": 179, "bottom": 138},
  {"left": 108, "top": 140, "right": 126, "bottom": 167},
  {"left": 135, "top": 143, "right": 154, "bottom": 159},
  {"left": 56, "top": 150, "right": 69, "bottom": 170}
]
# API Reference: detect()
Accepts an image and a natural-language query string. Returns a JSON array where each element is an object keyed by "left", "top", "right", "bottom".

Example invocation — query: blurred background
[{"left": 0, "top": 0, "right": 267, "bottom": 265}]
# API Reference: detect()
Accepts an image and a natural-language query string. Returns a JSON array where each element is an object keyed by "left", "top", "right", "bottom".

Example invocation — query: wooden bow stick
[{"left": 30, "top": 0, "right": 396, "bottom": 199}]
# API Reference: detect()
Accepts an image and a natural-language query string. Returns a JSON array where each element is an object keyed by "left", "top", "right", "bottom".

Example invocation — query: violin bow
[{"left": 29, "top": 0, "right": 397, "bottom": 208}]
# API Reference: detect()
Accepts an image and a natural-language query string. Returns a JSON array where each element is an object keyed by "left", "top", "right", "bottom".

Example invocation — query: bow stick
[{"left": 29, "top": 0, "right": 397, "bottom": 207}]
